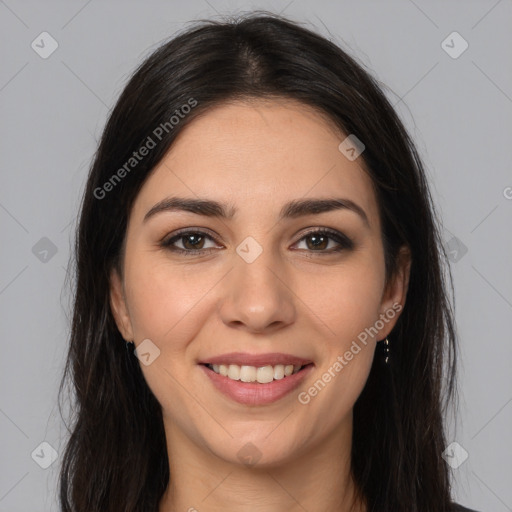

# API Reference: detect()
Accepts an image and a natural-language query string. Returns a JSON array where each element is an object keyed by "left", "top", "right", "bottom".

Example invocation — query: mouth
[
  {"left": 199, "top": 361, "right": 315, "bottom": 405},
  {"left": 200, "top": 362, "right": 314, "bottom": 384}
]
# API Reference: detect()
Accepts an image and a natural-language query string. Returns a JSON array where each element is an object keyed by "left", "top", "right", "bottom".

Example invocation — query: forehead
[{"left": 131, "top": 99, "right": 379, "bottom": 229}]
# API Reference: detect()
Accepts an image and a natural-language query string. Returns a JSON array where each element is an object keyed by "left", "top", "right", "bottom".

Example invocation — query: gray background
[{"left": 1, "top": 1, "right": 511, "bottom": 511}]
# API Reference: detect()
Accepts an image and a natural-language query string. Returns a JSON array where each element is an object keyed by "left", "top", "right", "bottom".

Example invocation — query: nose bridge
[
  {"left": 219, "top": 235, "right": 296, "bottom": 332},
  {"left": 236, "top": 239, "right": 280, "bottom": 293},
  {"left": 234, "top": 236, "right": 284, "bottom": 303}
]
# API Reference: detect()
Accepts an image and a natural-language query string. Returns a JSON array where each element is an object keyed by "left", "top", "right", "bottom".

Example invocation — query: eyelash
[{"left": 160, "top": 228, "right": 354, "bottom": 256}]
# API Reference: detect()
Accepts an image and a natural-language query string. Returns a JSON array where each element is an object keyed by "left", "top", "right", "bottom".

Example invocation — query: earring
[
  {"left": 380, "top": 336, "right": 390, "bottom": 365},
  {"left": 125, "top": 339, "right": 135, "bottom": 355}
]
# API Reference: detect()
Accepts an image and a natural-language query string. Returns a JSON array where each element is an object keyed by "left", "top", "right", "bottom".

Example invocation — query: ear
[
  {"left": 376, "top": 245, "right": 412, "bottom": 339},
  {"left": 109, "top": 267, "right": 134, "bottom": 342}
]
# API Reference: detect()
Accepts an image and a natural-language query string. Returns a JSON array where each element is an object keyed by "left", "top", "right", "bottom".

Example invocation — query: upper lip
[{"left": 198, "top": 352, "right": 313, "bottom": 367}]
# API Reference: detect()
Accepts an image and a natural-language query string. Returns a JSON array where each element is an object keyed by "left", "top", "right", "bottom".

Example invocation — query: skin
[{"left": 110, "top": 99, "right": 411, "bottom": 512}]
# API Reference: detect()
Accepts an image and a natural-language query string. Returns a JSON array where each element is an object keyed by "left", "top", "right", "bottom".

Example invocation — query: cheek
[
  {"left": 124, "top": 256, "right": 215, "bottom": 343},
  {"left": 123, "top": 260, "right": 216, "bottom": 416},
  {"left": 295, "top": 264, "right": 383, "bottom": 431},
  {"left": 301, "top": 259, "right": 385, "bottom": 343}
]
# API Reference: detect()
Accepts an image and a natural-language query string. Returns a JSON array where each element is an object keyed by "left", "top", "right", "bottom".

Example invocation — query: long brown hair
[{"left": 59, "top": 11, "right": 459, "bottom": 511}]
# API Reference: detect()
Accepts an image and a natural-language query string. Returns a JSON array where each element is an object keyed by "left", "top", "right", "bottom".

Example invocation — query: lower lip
[{"left": 199, "top": 364, "right": 314, "bottom": 405}]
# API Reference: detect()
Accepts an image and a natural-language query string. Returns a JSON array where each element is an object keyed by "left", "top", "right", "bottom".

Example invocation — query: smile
[
  {"left": 206, "top": 363, "right": 306, "bottom": 383},
  {"left": 199, "top": 362, "right": 314, "bottom": 405}
]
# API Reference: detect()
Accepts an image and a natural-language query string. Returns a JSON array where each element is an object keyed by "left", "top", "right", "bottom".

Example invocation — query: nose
[{"left": 218, "top": 248, "right": 296, "bottom": 334}]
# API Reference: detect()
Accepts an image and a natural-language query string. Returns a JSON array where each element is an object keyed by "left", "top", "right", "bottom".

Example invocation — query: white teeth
[
  {"left": 240, "top": 365, "right": 256, "bottom": 382},
  {"left": 273, "top": 365, "right": 285, "bottom": 380},
  {"left": 256, "top": 366, "right": 274, "bottom": 384},
  {"left": 227, "top": 364, "right": 240, "bottom": 380},
  {"left": 207, "top": 363, "right": 305, "bottom": 383}
]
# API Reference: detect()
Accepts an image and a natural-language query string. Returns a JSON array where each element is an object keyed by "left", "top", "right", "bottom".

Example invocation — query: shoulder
[{"left": 451, "top": 502, "right": 481, "bottom": 512}]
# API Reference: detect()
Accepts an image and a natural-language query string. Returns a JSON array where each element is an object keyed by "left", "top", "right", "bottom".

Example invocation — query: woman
[{"left": 58, "top": 11, "right": 480, "bottom": 512}]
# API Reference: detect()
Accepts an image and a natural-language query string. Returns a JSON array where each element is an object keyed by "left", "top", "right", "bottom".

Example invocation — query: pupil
[
  {"left": 184, "top": 234, "right": 203, "bottom": 249},
  {"left": 308, "top": 234, "right": 327, "bottom": 250}
]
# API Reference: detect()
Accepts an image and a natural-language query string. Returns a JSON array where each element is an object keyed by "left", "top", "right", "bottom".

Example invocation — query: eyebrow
[{"left": 143, "top": 196, "right": 370, "bottom": 227}]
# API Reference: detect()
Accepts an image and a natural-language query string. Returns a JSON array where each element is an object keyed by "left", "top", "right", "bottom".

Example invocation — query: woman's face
[{"left": 110, "top": 99, "right": 410, "bottom": 467}]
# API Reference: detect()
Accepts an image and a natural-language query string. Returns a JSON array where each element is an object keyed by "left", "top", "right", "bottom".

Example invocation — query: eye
[
  {"left": 160, "top": 227, "right": 353, "bottom": 256},
  {"left": 293, "top": 228, "right": 354, "bottom": 254},
  {"left": 160, "top": 229, "right": 220, "bottom": 254}
]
